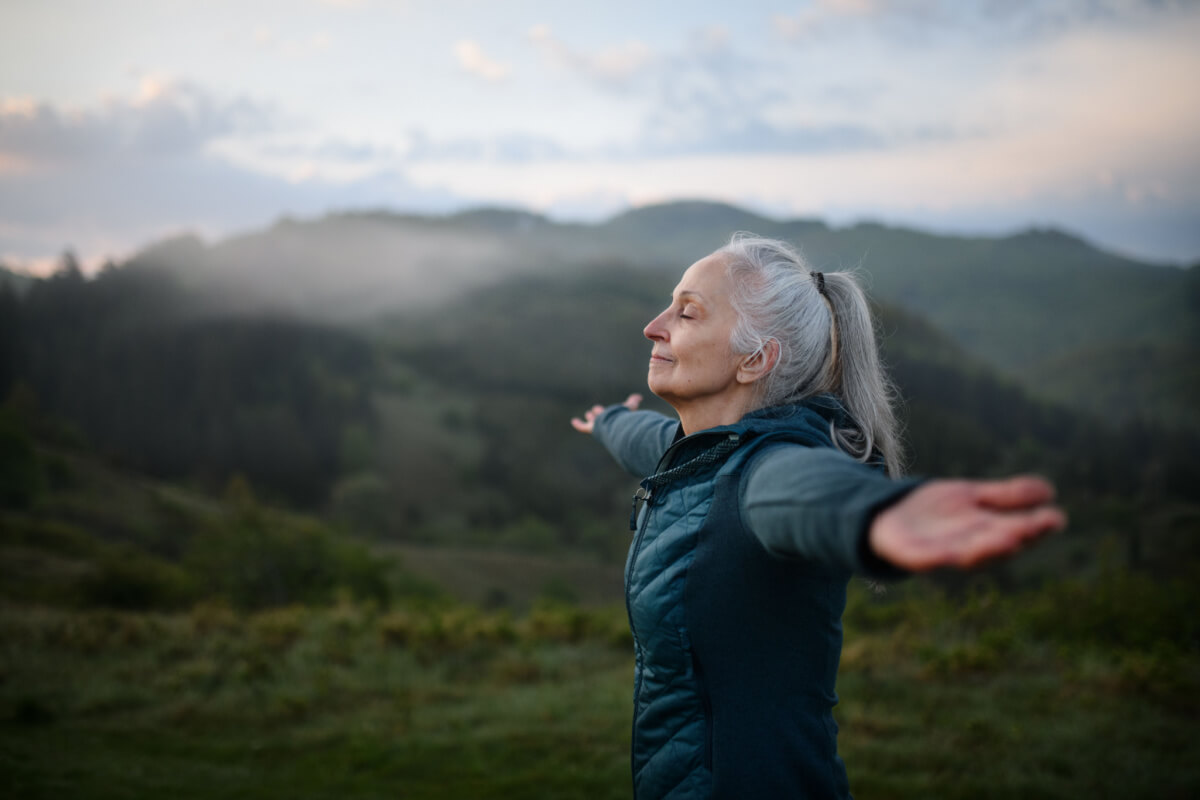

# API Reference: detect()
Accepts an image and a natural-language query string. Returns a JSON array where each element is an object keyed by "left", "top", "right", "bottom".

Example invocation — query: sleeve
[
  {"left": 591, "top": 405, "right": 679, "bottom": 478},
  {"left": 741, "top": 444, "right": 924, "bottom": 579}
]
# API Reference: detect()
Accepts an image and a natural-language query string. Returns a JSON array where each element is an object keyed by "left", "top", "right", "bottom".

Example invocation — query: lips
[{"left": 649, "top": 352, "right": 674, "bottom": 365}]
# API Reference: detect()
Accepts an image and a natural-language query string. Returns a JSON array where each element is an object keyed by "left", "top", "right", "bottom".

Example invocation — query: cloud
[
  {"left": 773, "top": 0, "right": 1197, "bottom": 44},
  {"left": 0, "top": 87, "right": 463, "bottom": 266},
  {"left": 3, "top": 3, "right": 1196, "bottom": 269},
  {"left": 527, "top": 24, "right": 654, "bottom": 90},
  {"left": 0, "top": 80, "right": 269, "bottom": 168},
  {"left": 772, "top": 0, "right": 898, "bottom": 42},
  {"left": 634, "top": 109, "right": 886, "bottom": 158},
  {"left": 518, "top": 24, "right": 895, "bottom": 159},
  {"left": 628, "top": 26, "right": 902, "bottom": 158},
  {"left": 0, "top": 148, "right": 466, "bottom": 266},
  {"left": 257, "top": 137, "right": 397, "bottom": 165},
  {"left": 515, "top": 23, "right": 917, "bottom": 159},
  {"left": 453, "top": 40, "right": 510, "bottom": 82},
  {"left": 400, "top": 128, "right": 566, "bottom": 164}
]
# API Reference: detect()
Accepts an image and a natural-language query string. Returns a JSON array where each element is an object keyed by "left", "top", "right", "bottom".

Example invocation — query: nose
[{"left": 644, "top": 308, "right": 669, "bottom": 342}]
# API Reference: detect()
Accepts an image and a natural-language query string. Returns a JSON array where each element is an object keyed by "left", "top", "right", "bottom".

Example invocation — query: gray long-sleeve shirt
[{"left": 594, "top": 403, "right": 917, "bottom": 578}]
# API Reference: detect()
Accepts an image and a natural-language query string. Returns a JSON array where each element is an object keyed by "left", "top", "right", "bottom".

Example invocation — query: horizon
[
  {"left": 3, "top": 1, "right": 1199, "bottom": 272},
  {"left": 5, "top": 196, "right": 1190, "bottom": 280}
]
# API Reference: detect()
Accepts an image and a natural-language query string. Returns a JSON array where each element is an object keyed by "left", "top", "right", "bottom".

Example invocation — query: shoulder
[{"left": 737, "top": 438, "right": 887, "bottom": 499}]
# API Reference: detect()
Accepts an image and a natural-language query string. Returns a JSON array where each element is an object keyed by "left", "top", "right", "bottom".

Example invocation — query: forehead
[{"left": 674, "top": 253, "right": 732, "bottom": 299}]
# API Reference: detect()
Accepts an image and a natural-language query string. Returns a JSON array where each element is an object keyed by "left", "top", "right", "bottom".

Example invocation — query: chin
[{"left": 645, "top": 381, "right": 675, "bottom": 406}]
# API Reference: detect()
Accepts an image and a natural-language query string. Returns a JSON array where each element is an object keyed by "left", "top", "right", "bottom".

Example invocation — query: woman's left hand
[{"left": 868, "top": 475, "right": 1067, "bottom": 571}]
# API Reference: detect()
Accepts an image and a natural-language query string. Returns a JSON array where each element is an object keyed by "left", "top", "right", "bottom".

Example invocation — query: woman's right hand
[{"left": 570, "top": 393, "right": 642, "bottom": 434}]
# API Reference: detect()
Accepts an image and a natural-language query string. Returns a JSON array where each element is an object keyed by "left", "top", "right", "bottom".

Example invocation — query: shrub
[
  {"left": 1015, "top": 565, "right": 1199, "bottom": 653},
  {"left": 185, "top": 479, "right": 392, "bottom": 611},
  {"left": 249, "top": 606, "right": 309, "bottom": 653},
  {"left": 75, "top": 547, "right": 198, "bottom": 610},
  {"left": 0, "top": 410, "right": 45, "bottom": 508}
]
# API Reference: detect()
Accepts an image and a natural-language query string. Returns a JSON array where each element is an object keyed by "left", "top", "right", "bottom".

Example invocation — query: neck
[{"left": 673, "top": 390, "right": 758, "bottom": 436}]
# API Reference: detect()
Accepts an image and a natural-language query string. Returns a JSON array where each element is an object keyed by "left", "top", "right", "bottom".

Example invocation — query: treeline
[{"left": 2, "top": 257, "right": 376, "bottom": 508}]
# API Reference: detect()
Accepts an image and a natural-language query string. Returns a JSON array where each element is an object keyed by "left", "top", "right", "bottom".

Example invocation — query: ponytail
[
  {"left": 821, "top": 270, "right": 904, "bottom": 476},
  {"left": 719, "top": 234, "right": 905, "bottom": 476}
]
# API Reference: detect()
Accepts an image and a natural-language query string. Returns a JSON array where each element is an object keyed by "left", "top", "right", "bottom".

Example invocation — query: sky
[{"left": 2, "top": 0, "right": 1199, "bottom": 273}]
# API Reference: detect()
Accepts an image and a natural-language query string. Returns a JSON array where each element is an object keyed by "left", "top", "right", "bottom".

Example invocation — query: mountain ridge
[{"left": 104, "top": 199, "right": 1196, "bottom": 429}]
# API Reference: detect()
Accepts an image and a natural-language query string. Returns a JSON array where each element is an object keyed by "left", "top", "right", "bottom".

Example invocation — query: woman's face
[{"left": 643, "top": 253, "right": 746, "bottom": 415}]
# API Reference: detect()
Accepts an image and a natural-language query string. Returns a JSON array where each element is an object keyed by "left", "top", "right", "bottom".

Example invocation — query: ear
[{"left": 736, "top": 339, "right": 779, "bottom": 385}]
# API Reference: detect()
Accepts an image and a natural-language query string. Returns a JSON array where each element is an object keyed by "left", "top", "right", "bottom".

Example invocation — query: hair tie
[{"left": 812, "top": 271, "right": 826, "bottom": 296}]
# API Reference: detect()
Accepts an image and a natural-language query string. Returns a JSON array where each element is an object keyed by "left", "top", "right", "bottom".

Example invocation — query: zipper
[
  {"left": 624, "top": 427, "right": 737, "bottom": 643},
  {"left": 625, "top": 498, "right": 649, "bottom": 786},
  {"left": 623, "top": 433, "right": 690, "bottom": 785},
  {"left": 624, "top": 429, "right": 715, "bottom": 627},
  {"left": 628, "top": 430, "right": 741, "bottom": 530}
]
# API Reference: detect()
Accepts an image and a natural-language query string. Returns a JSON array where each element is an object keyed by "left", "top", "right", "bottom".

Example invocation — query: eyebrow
[{"left": 675, "top": 290, "right": 703, "bottom": 302}]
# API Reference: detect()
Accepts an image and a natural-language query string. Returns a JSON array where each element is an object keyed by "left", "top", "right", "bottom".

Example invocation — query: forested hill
[
  {"left": 103, "top": 201, "right": 1199, "bottom": 430},
  {"left": 1, "top": 200, "right": 1196, "bottom": 590},
  {"left": 2, "top": 246, "right": 1197, "bottom": 586}
]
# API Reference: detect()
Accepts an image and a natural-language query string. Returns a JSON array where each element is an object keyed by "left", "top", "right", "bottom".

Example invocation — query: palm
[{"left": 869, "top": 476, "right": 1066, "bottom": 571}]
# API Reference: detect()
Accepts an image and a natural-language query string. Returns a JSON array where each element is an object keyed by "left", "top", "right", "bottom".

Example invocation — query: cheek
[
  {"left": 690, "top": 340, "right": 738, "bottom": 383},
  {"left": 698, "top": 331, "right": 735, "bottom": 362}
]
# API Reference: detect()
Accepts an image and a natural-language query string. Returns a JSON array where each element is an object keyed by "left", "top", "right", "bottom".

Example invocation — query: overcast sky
[{"left": 2, "top": 0, "right": 1198, "bottom": 272}]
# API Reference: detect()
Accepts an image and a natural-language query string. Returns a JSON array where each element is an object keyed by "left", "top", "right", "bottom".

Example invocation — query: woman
[{"left": 571, "top": 235, "right": 1065, "bottom": 799}]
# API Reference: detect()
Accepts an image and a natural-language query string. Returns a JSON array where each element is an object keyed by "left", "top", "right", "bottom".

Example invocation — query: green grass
[
  {"left": 838, "top": 659, "right": 1196, "bottom": 799},
  {"left": 2, "top": 576, "right": 1197, "bottom": 799},
  {"left": 382, "top": 544, "right": 623, "bottom": 611},
  {"left": 0, "top": 602, "right": 635, "bottom": 799}
]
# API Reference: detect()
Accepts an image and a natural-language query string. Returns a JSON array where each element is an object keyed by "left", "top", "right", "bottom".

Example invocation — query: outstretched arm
[
  {"left": 743, "top": 446, "right": 1065, "bottom": 578},
  {"left": 868, "top": 475, "right": 1066, "bottom": 571},
  {"left": 570, "top": 393, "right": 642, "bottom": 434}
]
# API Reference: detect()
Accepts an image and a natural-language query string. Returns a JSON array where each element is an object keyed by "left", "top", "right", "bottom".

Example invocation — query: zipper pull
[{"left": 629, "top": 483, "right": 652, "bottom": 531}]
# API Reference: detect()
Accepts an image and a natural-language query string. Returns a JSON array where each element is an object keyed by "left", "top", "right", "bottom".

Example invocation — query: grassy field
[
  {"left": 0, "top": 601, "right": 635, "bottom": 800},
  {"left": 2, "top": 573, "right": 1197, "bottom": 799},
  {"left": 383, "top": 544, "right": 623, "bottom": 611}
]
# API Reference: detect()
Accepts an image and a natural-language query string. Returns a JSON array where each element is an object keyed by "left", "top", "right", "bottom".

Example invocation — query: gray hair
[{"left": 717, "top": 233, "right": 905, "bottom": 476}]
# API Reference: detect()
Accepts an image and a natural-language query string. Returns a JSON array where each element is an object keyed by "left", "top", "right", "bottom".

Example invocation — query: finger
[
  {"left": 972, "top": 476, "right": 1056, "bottom": 510},
  {"left": 1022, "top": 506, "right": 1068, "bottom": 537},
  {"left": 625, "top": 393, "right": 643, "bottom": 410},
  {"left": 954, "top": 508, "right": 1067, "bottom": 567},
  {"left": 569, "top": 417, "right": 592, "bottom": 433}
]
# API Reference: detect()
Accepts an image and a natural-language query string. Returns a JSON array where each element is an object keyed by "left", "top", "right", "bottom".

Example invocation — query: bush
[
  {"left": 185, "top": 478, "right": 392, "bottom": 611},
  {"left": 75, "top": 547, "right": 198, "bottom": 610},
  {"left": 1015, "top": 565, "right": 1199, "bottom": 653}
]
